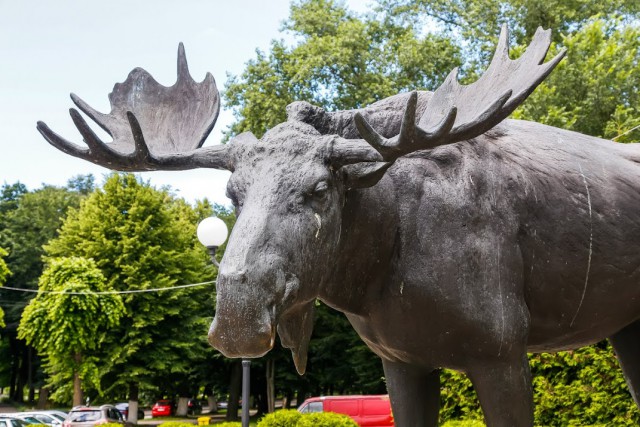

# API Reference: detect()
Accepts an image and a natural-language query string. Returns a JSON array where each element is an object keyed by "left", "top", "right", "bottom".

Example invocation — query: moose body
[{"left": 38, "top": 27, "right": 640, "bottom": 426}]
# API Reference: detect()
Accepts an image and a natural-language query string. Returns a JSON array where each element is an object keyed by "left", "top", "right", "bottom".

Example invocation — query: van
[{"left": 298, "top": 395, "right": 394, "bottom": 426}]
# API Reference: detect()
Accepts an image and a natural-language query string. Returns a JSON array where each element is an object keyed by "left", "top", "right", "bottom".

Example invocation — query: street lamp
[
  {"left": 196, "top": 216, "right": 229, "bottom": 266},
  {"left": 196, "top": 217, "right": 250, "bottom": 427}
]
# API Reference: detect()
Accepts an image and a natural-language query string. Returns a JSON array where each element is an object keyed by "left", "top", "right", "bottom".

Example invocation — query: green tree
[
  {"left": 0, "top": 247, "right": 10, "bottom": 328},
  {"left": 0, "top": 180, "right": 88, "bottom": 402},
  {"left": 513, "top": 18, "right": 640, "bottom": 142},
  {"left": 18, "top": 257, "right": 124, "bottom": 405},
  {"left": 44, "top": 173, "right": 214, "bottom": 410},
  {"left": 224, "top": 0, "right": 461, "bottom": 139}
]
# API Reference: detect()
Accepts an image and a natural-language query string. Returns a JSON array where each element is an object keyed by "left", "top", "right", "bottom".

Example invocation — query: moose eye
[{"left": 312, "top": 181, "right": 329, "bottom": 199}]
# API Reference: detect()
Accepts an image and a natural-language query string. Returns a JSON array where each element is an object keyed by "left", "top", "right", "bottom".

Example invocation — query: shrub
[
  {"left": 213, "top": 422, "right": 242, "bottom": 427},
  {"left": 257, "top": 409, "right": 302, "bottom": 426},
  {"left": 157, "top": 422, "right": 194, "bottom": 427},
  {"left": 441, "top": 421, "right": 486, "bottom": 427},
  {"left": 257, "top": 410, "right": 358, "bottom": 426},
  {"left": 297, "top": 412, "right": 358, "bottom": 427}
]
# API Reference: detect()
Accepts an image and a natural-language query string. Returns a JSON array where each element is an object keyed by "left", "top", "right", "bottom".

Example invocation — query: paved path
[{"left": 0, "top": 402, "right": 18, "bottom": 413}]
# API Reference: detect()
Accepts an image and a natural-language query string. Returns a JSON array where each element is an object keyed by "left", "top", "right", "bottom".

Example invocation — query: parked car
[
  {"left": 28, "top": 413, "right": 66, "bottom": 424},
  {"left": 62, "top": 405, "right": 124, "bottom": 427},
  {"left": 187, "top": 399, "right": 202, "bottom": 416},
  {"left": 298, "top": 395, "right": 394, "bottom": 426},
  {"left": 37, "top": 413, "right": 67, "bottom": 423},
  {"left": 151, "top": 400, "right": 174, "bottom": 418},
  {"left": 15, "top": 412, "right": 63, "bottom": 426},
  {"left": 114, "top": 403, "right": 144, "bottom": 420},
  {"left": 0, "top": 417, "right": 31, "bottom": 427}
]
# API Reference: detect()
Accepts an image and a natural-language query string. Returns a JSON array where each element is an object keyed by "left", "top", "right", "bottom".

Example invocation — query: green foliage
[
  {"left": 100, "top": 423, "right": 124, "bottom": 427},
  {"left": 157, "top": 422, "right": 195, "bottom": 427},
  {"left": 441, "top": 421, "right": 486, "bottom": 427},
  {"left": 438, "top": 344, "right": 640, "bottom": 425},
  {"left": 257, "top": 409, "right": 302, "bottom": 426},
  {"left": 43, "top": 173, "right": 214, "bottom": 400},
  {"left": 17, "top": 256, "right": 125, "bottom": 402},
  {"left": 213, "top": 423, "right": 242, "bottom": 427},
  {"left": 0, "top": 247, "right": 10, "bottom": 327},
  {"left": 530, "top": 343, "right": 639, "bottom": 426},
  {"left": 513, "top": 18, "right": 640, "bottom": 142},
  {"left": 378, "top": 0, "right": 639, "bottom": 56},
  {"left": 439, "top": 369, "right": 482, "bottom": 421},
  {"left": 296, "top": 412, "right": 358, "bottom": 427},
  {"left": 224, "top": 0, "right": 461, "bottom": 139},
  {"left": 257, "top": 409, "right": 357, "bottom": 427}
]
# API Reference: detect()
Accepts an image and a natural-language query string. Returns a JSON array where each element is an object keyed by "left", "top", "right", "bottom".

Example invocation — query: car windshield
[
  {"left": 156, "top": 401, "right": 170, "bottom": 406},
  {"left": 68, "top": 412, "right": 101, "bottom": 422},
  {"left": 49, "top": 416, "right": 65, "bottom": 422}
]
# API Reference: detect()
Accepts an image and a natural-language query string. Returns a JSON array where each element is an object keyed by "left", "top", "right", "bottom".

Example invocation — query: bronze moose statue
[{"left": 38, "top": 25, "right": 640, "bottom": 426}]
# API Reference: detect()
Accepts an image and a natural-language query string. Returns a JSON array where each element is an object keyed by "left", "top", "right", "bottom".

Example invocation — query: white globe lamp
[{"left": 197, "top": 216, "right": 228, "bottom": 265}]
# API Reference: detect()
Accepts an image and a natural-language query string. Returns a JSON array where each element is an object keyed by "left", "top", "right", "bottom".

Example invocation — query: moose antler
[
  {"left": 355, "top": 25, "right": 566, "bottom": 161},
  {"left": 37, "top": 43, "right": 230, "bottom": 171}
]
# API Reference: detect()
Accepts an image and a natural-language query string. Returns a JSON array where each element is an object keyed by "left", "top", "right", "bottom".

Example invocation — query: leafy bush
[
  {"left": 157, "top": 422, "right": 194, "bottom": 427},
  {"left": 213, "top": 422, "right": 242, "bottom": 427},
  {"left": 297, "top": 412, "right": 358, "bottom": 426},
  {"left": 438, "top": 341, "right": 640, "bottom": 426},
  {"left": 101, "top": 423, "right": 124, "bottom": 427},
  {"left": 257, "top": 409, "right": 302, "bottom": 426},
  {"left": 257, "top": 409, "right": 357, "bottom": 426},
  {"left": 441, "top": 421, "right": 485, "bottom": 427}
]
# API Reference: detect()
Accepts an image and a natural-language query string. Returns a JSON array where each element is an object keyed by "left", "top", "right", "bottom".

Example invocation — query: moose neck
[{"left": 319, "top": 179, "right": 399, "bottom": 315}]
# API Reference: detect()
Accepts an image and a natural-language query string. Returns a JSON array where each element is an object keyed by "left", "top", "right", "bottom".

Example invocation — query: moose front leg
[
  {"left": 467, "top": 353, "right": 534, "bottom": 427},
  {"left": 382, "top": 360, "right": 440, "bottom": 427}
]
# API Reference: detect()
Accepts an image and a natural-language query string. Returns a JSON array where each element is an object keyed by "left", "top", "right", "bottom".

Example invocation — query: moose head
[{"left": 38, "top": 26, "right": 564, "bottom": 374}]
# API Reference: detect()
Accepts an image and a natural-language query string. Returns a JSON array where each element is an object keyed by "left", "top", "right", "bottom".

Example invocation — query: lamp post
[{"left": 196, "top": 217, "right": 250, "bottom": 427}]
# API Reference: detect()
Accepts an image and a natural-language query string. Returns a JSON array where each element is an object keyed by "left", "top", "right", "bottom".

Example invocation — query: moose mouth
[{"left": 208, "top": 299, "right": 316, "bottom": 374}]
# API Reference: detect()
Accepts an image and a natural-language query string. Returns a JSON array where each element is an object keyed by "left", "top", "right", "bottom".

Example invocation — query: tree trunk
[
  {"left": 27, "top": 347, "right": 35, "bottom": 403},
  {"left": 72, "top": 353, "right": 83, "bottom": 407},
  {"left": 36, "top": 387, "right": 49, "bottom": 409},
  {"left": 207, "top": 395, "right": 218, "bottom": 413},
  {"left": 128, "top": 382, "right": 140, "bottom": 424},
  {"left": 266, "top": 359, "right": 275, "bottom": 413},
  {"left": 175, "top": 397, "right": 189, "bottom": 417},
  {"left": 15, "top": 345, "right": 27, "bottom": 403},
  {"left": 226, "top": 361, "right": 242, "bottom": 421}
]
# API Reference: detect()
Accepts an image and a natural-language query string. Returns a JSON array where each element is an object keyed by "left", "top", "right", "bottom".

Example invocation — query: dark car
[
  {"left": 114, "top": 404, "right": 144, "bottom": 421},
  {"left": 151, "top": 400, "right": 174, "bottom": 418},
  {"left": 187, "top": 399, "right": 202, "bottom": 415}
]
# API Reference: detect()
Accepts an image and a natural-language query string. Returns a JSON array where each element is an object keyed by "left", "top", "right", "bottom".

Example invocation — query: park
[{"left": 1, "top": 1, "right": 639, "bottom": 426}]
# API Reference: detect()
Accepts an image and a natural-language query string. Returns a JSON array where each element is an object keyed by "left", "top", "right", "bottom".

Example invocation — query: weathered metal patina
[{"left": 38, "top": 26, "right": 640, "bottom": 427}]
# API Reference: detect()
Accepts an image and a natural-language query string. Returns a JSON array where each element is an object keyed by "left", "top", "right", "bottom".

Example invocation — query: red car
[
  {"left": 298, "top": 395, "right": 394, "bottom": 426},
  {"left": 151, "top": 400, "right": 174, "bottom": 418}
]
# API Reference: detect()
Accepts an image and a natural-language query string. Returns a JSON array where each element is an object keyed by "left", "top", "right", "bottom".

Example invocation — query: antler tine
[
  {"left": 70, "top": 93, "right": 115, "bottom": 136},
  {"left": 126, "top": 111, "right": 153, "bottom": 163},
  {"left": 355, "top": 93, "right": 458, "bottom": 161},
  {"left": 37, "top": 121, "right": 90, "bottom": 158},
  {"left": 356, "top": 25, "right": 565, "bottom": 161}
]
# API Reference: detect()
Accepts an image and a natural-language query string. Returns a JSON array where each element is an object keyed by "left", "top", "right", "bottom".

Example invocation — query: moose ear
[{"left": 341, "top": 162, "right": 393, "bottom": 190}]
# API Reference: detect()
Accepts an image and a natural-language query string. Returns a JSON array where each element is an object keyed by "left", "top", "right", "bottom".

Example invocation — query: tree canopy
[
  {"left": 224, "top": 0, "right": 639, "bottom": 142},
  {"left": 43, "top": 173, "right": 215, "bottom": 404},
  {"left": 18, "top": 257, "right": 125, "bottom": 405}
]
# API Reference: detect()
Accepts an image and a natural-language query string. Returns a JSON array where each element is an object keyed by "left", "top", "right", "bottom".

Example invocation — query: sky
[{"left": 0, "top": 0, "right": 372, "bottom": 205}]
